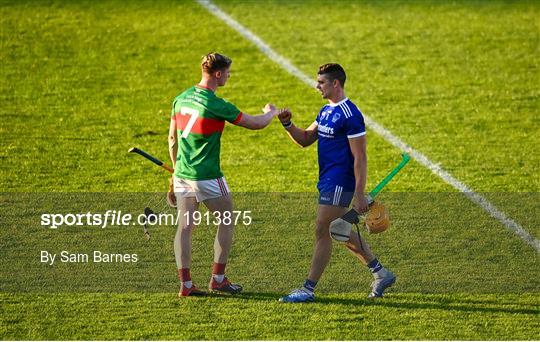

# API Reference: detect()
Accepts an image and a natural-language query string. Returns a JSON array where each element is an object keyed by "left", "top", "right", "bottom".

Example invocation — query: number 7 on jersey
[{"left": 180, "top": 107, "right": 200, "bottom": 138}]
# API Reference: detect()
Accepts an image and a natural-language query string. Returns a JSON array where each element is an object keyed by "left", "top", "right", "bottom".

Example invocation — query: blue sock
[
  {"left": 303, "top": 279, "right": 317, "bottom": 293},
  {"left": 367, "top": 258, "right": 383, "bottom": 273}
]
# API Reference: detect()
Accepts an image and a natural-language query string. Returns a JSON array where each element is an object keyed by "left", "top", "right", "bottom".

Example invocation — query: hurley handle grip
[{"left": 128, "top": 147, "right": 174, "bottom": 173}]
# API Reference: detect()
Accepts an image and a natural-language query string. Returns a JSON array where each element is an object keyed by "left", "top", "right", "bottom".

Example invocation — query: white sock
[
  {"left": 213, "top": 274, "right": 224, "bottom": 283},
  {"left": 183, "top": 281, "right": 192, "bottom": 288}
]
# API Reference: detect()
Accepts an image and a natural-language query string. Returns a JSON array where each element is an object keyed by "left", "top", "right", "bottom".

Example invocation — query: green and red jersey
[{"left": 171, "top": 85, "right": 242, "bottom": 180}]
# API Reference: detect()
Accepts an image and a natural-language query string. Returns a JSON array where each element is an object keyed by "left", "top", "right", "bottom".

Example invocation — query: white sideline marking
[{"left": 197, "top": 0, "right": 540, "bottom": 253}]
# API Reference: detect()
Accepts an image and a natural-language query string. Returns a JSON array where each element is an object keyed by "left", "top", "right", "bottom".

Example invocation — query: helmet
[{"left": 365, "top": 202, "right": 390, "bottom": 234}]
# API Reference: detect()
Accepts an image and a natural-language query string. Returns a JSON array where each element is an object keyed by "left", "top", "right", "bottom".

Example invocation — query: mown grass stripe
[{"left": 197, "top": 0, "right": 539, "bottom": 252}]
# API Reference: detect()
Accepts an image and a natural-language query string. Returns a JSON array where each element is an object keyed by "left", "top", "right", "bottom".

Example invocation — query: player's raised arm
[
  {"left": 278, "top": 108, "right": 318, "bottom": 147},
  {"left": 235, "top": 103, "right": 278, "bottom": 130}
]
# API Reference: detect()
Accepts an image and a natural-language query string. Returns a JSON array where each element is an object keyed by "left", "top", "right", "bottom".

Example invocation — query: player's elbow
[
  {"left": 299, "top": 134, "right": 316, "bottom": 148},
  {"left": 354, "top": 151, "right": 367, "bottom": 165},
  {"left": 359, "top": 149, "right": 367, "bottom": 161},
  {"left": 297, "top": 139, "right": 313, "bottom": 148},
  {"left": 168, "top": 135, "right": 177, "bottom": 148}
]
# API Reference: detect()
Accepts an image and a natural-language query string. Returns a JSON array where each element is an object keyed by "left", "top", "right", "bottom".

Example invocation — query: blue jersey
[{"left": 315, "top": 98, "right": 366, "bottom": 191}]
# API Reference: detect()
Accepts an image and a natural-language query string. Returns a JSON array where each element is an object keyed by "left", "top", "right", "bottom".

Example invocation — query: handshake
[{"left": 264, "top": 103, "right": 292, "bottom": 127}]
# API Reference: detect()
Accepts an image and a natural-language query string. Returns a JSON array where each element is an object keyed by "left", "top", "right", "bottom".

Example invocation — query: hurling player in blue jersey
[{"left": 278, "top": 63, "right": 396, "bottom": 303}]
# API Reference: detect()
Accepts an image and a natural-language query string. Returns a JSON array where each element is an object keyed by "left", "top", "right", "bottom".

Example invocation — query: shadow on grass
[{"left": 234, "top": 291, "right": 539, "bottom": 316}]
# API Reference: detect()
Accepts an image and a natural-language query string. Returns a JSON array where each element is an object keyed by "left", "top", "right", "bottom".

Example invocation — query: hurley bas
[{"left": 41, "top": 250, "right": 138, "bottom": 265}]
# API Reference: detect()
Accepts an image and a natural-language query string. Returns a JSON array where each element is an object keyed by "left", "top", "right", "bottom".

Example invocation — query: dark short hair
[
  {"left": 318, "top": 63, "right": 346, "bottom": 87},
  {"left": 201, "top": 52, "right": 232, "bottom": 74}
]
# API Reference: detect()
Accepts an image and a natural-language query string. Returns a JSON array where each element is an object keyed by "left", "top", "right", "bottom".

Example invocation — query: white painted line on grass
[{"left": 197, "top": 0, "right": 540, "bottom": 253}]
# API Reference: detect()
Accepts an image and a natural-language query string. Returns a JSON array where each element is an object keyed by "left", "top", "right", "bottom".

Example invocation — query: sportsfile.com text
[{"left": 40, "top": 210, "right": 253, "bottom": 229}]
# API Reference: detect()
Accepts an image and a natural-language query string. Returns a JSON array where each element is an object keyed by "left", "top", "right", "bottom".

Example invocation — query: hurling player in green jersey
[{"left": 168, "top": 52, "right": 283, "bottom": 297}]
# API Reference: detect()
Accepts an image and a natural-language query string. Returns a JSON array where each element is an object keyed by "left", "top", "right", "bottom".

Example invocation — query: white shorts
[{"left": 173, "top": 177, "right": 230, "bottom": 203}]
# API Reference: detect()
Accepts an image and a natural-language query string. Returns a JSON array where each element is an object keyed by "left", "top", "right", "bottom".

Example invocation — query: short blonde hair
[{"left": 201, "top": 52, "right": 232, "bottom": 74}]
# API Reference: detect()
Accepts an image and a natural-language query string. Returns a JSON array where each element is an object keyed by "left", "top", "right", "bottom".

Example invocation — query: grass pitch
[
  {"left": 2, "top": 292, "right": 538, "bottom": 340},
  {"left": 1, "top": 0, "right": 539, "bottom": 340}
]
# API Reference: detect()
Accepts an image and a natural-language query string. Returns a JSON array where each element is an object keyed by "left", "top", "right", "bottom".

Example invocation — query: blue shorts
[{"left": 318, "top": 183, "right": 354, "bottom": 207}]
